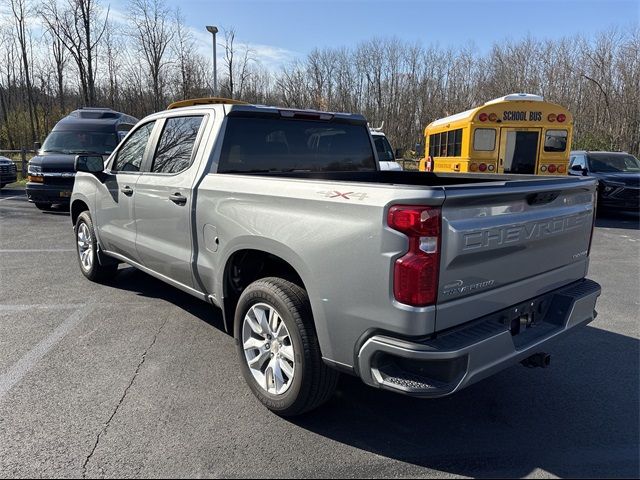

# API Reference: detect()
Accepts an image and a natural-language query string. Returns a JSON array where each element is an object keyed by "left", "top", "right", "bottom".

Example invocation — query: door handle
[
  {"left": 169, "top": 193, "right": 187, "bottom": 205},
  {"left": 120, "top": 186, "right": 133, "bottom": 196}
]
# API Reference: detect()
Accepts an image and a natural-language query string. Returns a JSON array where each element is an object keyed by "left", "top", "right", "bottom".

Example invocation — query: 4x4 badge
[{"left": 318, "top": 191, "right": 368, "bottom": 201}]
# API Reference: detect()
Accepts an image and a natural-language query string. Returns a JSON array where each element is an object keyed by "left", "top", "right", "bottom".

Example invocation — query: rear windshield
[
  {"left": 218, "top": 117, "right": 376, "bottom": 173},
  {"left": 42, "top": 131, "right": 119, "bottom": 155}
]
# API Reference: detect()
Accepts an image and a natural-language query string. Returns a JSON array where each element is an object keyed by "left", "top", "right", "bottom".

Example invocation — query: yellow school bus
[{"left": 419, "top": 93, "right": 573, "bottom": 175}]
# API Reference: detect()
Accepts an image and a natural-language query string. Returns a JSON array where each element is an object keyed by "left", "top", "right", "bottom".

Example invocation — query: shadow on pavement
[
  {"left": 290, "top": 326, "right": 639, "bottom": 478},
  {"left": 92, "top": 261, "right": 639, "bottom": 477},
  {"left": 596, "top": 210, "right": 639, "bottom": 230},
  {"left": 105, "top": 266, "right": 226, "bottom": 333}
]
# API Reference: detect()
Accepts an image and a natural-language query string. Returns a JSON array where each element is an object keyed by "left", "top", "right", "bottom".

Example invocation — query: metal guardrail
[{"left": 0, "top": 148, "right": 37, "bottom": 178}]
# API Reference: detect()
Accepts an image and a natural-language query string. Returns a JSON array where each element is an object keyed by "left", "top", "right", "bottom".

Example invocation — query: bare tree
[
  {"left": 40, "top": 0, "right": 110, "bottom": 106},
  {"left": 10, "top": 0, "right": 38, "bottom": 142},
  {"left": 128, "top": 0, "right": 175, "bottom": 112},
  {"left": 221, "top": 27, "right": 254, "bottom": 99}
]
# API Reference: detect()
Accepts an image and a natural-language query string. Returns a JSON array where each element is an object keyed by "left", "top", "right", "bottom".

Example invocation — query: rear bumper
[
  {"left": 26, "top": 182, "right": 73, "bottom": 204},
  {"left": 357, "top": 278, "right": 601, "bottom": 397}
]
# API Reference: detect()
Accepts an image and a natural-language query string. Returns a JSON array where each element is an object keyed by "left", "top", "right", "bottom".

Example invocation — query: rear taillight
[{"left": 387, "top": 205, "right": 441, "bottom": 306}]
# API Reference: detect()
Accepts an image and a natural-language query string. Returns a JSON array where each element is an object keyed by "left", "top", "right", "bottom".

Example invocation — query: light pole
[{"left": 206, "top": 25, "right": 218, "bottom": 97}]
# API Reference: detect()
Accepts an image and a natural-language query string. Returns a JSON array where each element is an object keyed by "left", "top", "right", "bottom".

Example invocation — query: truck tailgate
[{"left": 437, "top": 177, "right": 597, "bottom": 331}]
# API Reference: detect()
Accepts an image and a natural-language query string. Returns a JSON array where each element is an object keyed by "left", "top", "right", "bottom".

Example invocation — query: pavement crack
[{"left": 81, "top": 318, "right": 169, "bottom": 478}]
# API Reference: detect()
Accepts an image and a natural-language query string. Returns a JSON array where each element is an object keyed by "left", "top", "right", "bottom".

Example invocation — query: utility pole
[{"left": 206, "top": 26, "right": 218, "bottom": 97}]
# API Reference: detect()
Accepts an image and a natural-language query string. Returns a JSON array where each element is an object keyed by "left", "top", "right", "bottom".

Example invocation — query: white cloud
[
  {"left": 107, "top": 4, "right": 298, "bottom": 71},
  {"left": 191, "top": 27, "right": 299, "bottom": 71}
]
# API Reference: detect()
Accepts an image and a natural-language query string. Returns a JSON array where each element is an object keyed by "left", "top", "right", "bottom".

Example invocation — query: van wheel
[
  {"left": 34, "top": 202, "right": 52, "bottom": 211},
  {"left": 235, "top": 277, "right": 339, "bottom": 416},
  {"left": 75, "top": 211, "right": 118, "bottom": 282}
]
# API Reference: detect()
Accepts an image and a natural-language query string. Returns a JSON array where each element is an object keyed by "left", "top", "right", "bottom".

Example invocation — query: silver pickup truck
[{"left": 70, "top": 100, "right": 601, "bottom": 416}]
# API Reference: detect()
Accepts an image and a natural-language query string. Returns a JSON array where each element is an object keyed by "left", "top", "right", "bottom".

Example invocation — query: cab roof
[{"left": 161, "top": 98, "right": 367, "bottom": 124}]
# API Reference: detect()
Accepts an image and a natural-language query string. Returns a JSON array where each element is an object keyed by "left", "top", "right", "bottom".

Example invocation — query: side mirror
[
  {"left": 395, "top": 148, "right": 405, "bottom": 159},
  {"left": 75, "top": 154, "right": 104, "bottom": 174},
  {"left": 569, "top": 164, "right": 586, "bottom": 175}
]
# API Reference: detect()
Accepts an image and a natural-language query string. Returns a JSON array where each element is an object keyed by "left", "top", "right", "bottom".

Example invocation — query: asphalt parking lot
[{"left": 0, "top": 186, "right": 638, "bottom": 478}]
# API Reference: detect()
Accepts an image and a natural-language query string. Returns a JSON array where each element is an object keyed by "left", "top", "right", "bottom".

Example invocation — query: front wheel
[
  {"left": 235, "top": 277, "right": 339, "bottom": 416},
  {"left": 75, "top": 211, "right": 118, "bottom": 282}
]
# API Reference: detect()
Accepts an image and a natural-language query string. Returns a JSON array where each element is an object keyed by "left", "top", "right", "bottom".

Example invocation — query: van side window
[
  {"left": 112, "top": 122, "right": 155, "bottom": 172},
  {"left": 151, "top": 116, "right": 204, "bottom": 174}
]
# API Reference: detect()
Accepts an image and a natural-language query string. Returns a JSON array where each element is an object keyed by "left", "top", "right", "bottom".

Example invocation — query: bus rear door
[{"left": 498, "top": 127, "right": 541, "bottom": 174}]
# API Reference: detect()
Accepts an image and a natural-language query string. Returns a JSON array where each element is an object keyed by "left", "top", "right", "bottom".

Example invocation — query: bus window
[
  {"left": 454, "top": 129, "right": 462, "bottom": 156},
  {"left": 544, "top": 130, "right": 568, "bottom": 152},
  {"left": 474, "top": 128, "right": 496, "bottom": 151}
]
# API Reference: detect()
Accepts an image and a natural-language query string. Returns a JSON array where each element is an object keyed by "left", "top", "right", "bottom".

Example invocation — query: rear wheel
[
  {"left": 34, "top": 202, "right": 52, "bottom": 211},
  {"left": 235, "top": 277, "right": 339, "bottom": 416},
  {"left": 75, "top": 211, "right": 118, "bottom": 282}
]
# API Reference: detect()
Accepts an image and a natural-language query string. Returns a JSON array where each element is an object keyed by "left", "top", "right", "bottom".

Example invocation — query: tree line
[{"left": 1, "top": 0, "right": 638, "bottom": 156}]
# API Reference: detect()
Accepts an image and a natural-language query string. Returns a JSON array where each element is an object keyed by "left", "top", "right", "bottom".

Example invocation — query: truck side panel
[{"left": 194, "top": 174, "right": 445, "bottom": 366}]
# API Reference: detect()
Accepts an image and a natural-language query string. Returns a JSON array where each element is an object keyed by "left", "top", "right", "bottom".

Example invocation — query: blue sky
[{"left": 110, "top": 0, "right": 639, "bottom": 68}]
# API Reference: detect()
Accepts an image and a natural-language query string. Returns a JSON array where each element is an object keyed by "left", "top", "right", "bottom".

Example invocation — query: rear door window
[
  {"left": 544, "top": 130, "right": 568, "bottom": 152},
  {"left": 151, "top": 116, "right": 204, "bottom": 174},
  {"left": 218, "top": 116, "right": 376, "bottom": 173},
  {"left": 112, "top": 121, "right": 155, "bottom": 172},
  {"left": 473, "top": 128, "right": 496, "bottom": 151}
]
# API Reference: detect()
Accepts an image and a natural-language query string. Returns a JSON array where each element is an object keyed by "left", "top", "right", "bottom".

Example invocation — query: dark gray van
[{"left": 26, "top": 108, "right": 137, "bottom": 210}]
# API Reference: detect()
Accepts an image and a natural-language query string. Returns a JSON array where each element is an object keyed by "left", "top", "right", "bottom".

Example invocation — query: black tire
[
  {"left": 74, "top": 211, "right": 118, "bottom": 282},
  {"left": 34, "top": 202, "right": 52, "bottom": 211},
  {"left": 234, "top": 277, "right": 339, "bottom": 416}
]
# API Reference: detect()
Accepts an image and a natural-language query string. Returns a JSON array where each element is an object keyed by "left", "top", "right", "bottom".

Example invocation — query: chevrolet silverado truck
[{"left": 70, "top": 99, "right": 601, "bottom": 416}]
